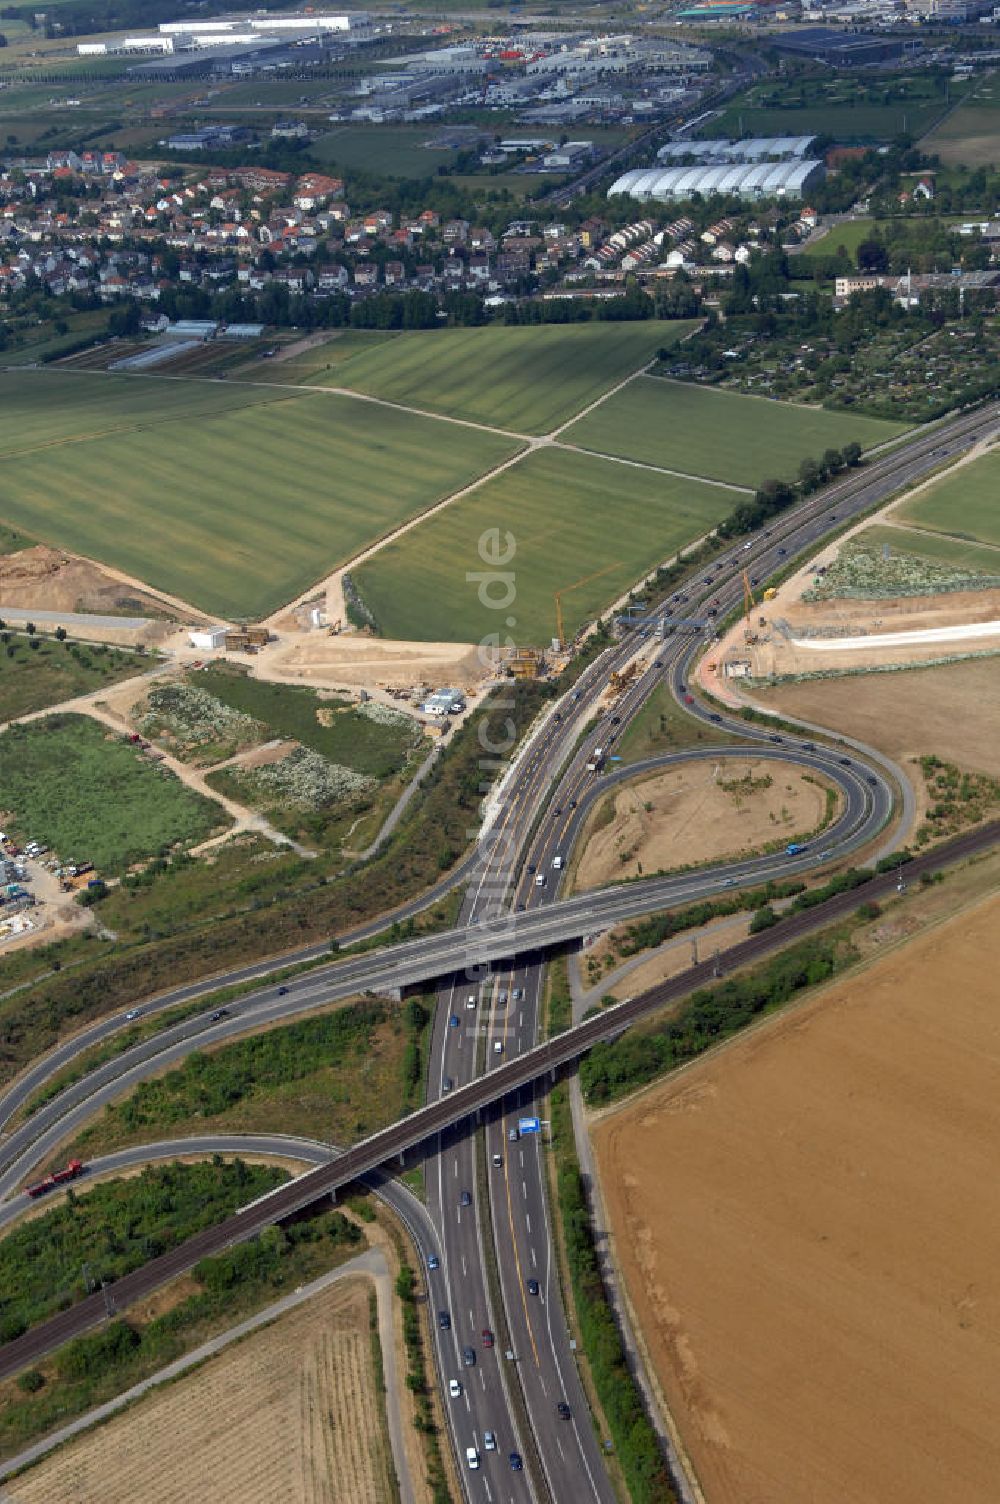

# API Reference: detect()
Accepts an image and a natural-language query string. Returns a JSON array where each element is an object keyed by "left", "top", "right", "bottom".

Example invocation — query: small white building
[
  {"left": 423, "top": 688, "right": 465, "bottom": 717},
  {"left": 188, "top": 626, "right": 228, "bottom": 651}
]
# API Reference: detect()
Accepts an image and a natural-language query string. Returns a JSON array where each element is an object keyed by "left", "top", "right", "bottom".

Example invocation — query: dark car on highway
[
  {"left": 482, "top": 1328, "right": 494, "bottom": 1348},
  {"left": 438, "top": 1310, "right": 451, "bottom": 1330},
  {"left": 463, "top": 1346, "right": 476, "bottom": 1367},
  {"left": 510, "top": 1453, "right": 523, "bottom": 1471},
  {"left": 527, "top": 1279, "right": 539, "bottom": 1296},
  {"left": 557, "top": 1402, "right": 571, "bottom": 1419}
]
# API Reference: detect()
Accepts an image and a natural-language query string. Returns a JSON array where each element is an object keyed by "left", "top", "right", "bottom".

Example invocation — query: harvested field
[
  {"left": 594, "top": 890, "right": 1000, "bottom": 1504},
  {"left": 5, "top": 1275, "right": 395, "bottom": 1504},
  {"left": 573, "top": 758, "right": 833, "bottom": 890},
  {"left": 755, "top": 656, "right": 1000, "bottom": 777}
]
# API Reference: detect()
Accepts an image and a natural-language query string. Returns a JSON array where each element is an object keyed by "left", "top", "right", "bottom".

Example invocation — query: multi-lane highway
[
  {"left": 1, "top": 398, "right": 998, "bottom": 1491},
  {"left": 1, "top": 818, "right": 996, "bottom": 1390}
]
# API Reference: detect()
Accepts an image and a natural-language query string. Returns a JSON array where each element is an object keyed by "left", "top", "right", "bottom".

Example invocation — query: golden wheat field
[{"left": 7, "top": 1276, "right": 394, "bottom": 1504}]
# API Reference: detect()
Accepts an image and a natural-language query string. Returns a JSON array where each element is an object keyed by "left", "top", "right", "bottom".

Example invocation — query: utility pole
[{"left": 690, "top": 937, "right": 699, "bottom": 968}]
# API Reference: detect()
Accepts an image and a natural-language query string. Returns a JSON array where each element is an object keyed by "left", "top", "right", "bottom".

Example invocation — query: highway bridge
[
  {"left": 1, "top": 397, "right": 998, "bottom": 1497},
  {"left": 0, "top": 819, "right": 994, "bottom": 1384}
]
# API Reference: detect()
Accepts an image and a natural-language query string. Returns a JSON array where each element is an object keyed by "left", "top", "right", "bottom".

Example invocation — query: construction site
[{"left": 702, "top": 546, "right": 1000, "bottom": 700}]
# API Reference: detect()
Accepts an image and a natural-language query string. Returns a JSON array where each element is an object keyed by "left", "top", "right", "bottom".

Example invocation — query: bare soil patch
[
  {"left": 755, "top": 656, "right": 1000, "bottom": 779},
  {"left": 265, "top": 631, "right": 489, "bottom": 693},
  {"left": 734, "top": 585, "right": 1000, "bottom": 681},
  {"left": 0, "top": 546, "right": 177, "bottom": 641},
  {"left": 6, "top": 1275, "right": 394, "bottom": 1504},
  {"left": 595, "top": 889, "right": 1000, "bottom": 1504},
  {"left": 573, "top": 758, "right": 833, "bottom": 890}
]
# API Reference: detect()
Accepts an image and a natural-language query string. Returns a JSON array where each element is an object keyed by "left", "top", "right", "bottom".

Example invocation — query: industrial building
[
  {"left": 769, "top": 28, "right": 919, "bottom": 64},
  {"left": 608, "top": 156, "right": 825, "bottom": 203},
  {"left": 656, "top": 135, "right": 817, "bottom": 164}
]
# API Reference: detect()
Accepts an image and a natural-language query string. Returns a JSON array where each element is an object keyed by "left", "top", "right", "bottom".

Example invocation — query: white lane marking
[
  {"left": 556, "top": 1438, "right": 565, "bottom": 1461},
  {"left": 462, "top": 1254, "right": 467, "bottom": 1277},
  {"left": 519, "top": 1151, "right": 524, "bottom": 1168},
  {"left": 525, "top": 1213, "right": 531, "bottom": 1234},
  {"left": 521, "top": 1180, "right": 527, "bottom": 1199},
  {"left": 454, "top": 1159, "right": 458, "bottom": 1177},
  {"left": 530, "top": 1246, "right": 537, "bottom": 1268}
]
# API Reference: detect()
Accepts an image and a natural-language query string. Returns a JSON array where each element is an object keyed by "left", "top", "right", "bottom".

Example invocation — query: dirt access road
[{"left": 594, "top": 888, "right": 1000, "bottom": 1504}]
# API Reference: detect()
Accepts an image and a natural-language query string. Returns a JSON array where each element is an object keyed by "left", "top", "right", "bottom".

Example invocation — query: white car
[
  {"left": 449, "top": 1379, "right": 462, "bottom": 1399},
  {"left": 466, "top": 994, "right": 477, "bottom": 1010},
  {"left": 466, "top": 1447, "right": 480, "bottom": 1471},
  {"left": 484, "top": 1430, "right": 497, "bottom": 1451},
  {"left": 493, "top": 1040, "right": 503, "bottom": 1054}
]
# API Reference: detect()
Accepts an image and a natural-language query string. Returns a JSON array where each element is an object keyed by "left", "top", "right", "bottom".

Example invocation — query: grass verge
[{"left": 548, "top": 1083, "right": 677, "bottom": 1503}]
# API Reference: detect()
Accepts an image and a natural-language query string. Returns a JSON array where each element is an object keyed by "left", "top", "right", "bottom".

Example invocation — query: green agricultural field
[
  {"left": 0, "top": 370, "right": 283, "bottom": 456},
  {"left": 322, "top": 320, "right": 696, "bottom": 434},
  {"left": 923, "top": 93, "right": 1000, "bottom": 168},
  {"left": 707, "top": 75, "right": 956, "bottom": 144},
  {"left": 353, "top": 447, "right": 734, "bottom": 644},
  {"left": 861, "top": 523, "right": 1000, "bottom": 577},
  {"left": 0, "top": 523, "right": 32, "bottom": 556},
  {"left": 232, "top": 329, "right": 401, "bottom": 386},
  {"left": 895, "top": 450, "right": 1000, "bottom": 547},
  {"left": 0, "top": 637, "right": 149, "bottom": 723},
  {"left": 0, "top": 374, "right": 519, "bottom": 618},
  {"left": 310, "top": 125, "right": 461, "bottom": 177},
  {"left": 0, "top": 714, "right": 228, "bottom": 872},
  {"left": 566, "top": 377, "right": 905, "bottom": 489}
]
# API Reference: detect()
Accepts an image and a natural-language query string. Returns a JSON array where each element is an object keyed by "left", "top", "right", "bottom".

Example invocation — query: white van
[
  {"left": 551, "top": 855, "right": 563, "bottom": 870},
  {"left": 534, "top": 873, "right": 546, "bottom": 887},
  {"left": 466, "top": 1447, "right": 480, "bottom": 1470}
]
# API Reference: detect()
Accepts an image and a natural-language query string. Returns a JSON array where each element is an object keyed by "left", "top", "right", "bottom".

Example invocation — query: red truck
[{"left": 25, "top": 1160, "right": 86, "bottom": 1199}]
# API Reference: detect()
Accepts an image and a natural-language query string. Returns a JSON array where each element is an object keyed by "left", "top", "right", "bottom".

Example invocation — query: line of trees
[
  {"left": 580, "top": 933, "right": 847, "bottom": 1106},
  {"left": 716, "top": 440, "right": 863, "bottom": 542}
]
